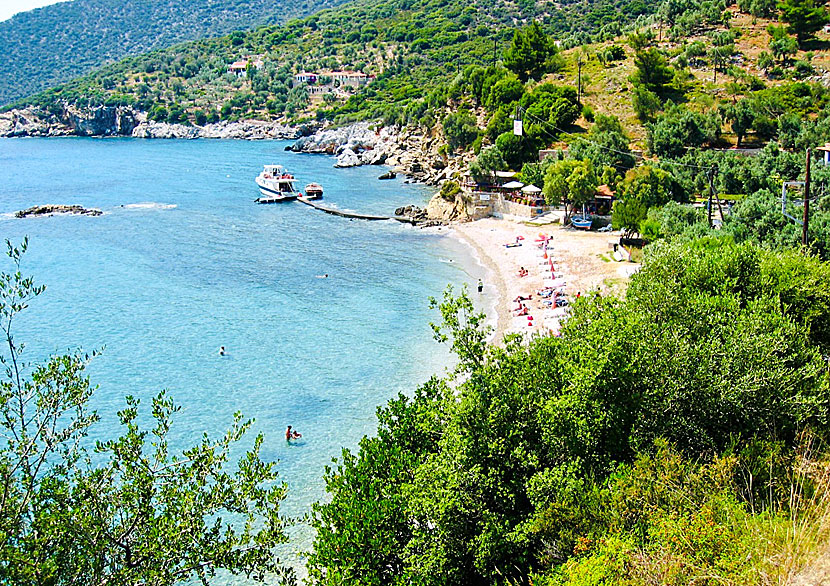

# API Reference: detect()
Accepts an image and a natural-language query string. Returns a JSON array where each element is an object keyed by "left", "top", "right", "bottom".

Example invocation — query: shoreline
[{"left": 450, "top": 217, "right": 640, "bottom": 342}]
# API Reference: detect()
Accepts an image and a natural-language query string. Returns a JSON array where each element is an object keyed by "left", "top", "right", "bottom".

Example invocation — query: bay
[{"left": 0, "top": 137, "right": 482, "bottom": 578}]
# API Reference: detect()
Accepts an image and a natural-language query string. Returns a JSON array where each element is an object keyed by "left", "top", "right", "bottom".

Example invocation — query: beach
[{"left": 452, "top": 217, "right": 640, "bottom": 341}]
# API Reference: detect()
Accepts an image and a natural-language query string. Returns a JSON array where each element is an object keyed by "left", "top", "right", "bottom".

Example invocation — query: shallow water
[{"left": 0, "top": 137, "right": 484, "bottom": 578}]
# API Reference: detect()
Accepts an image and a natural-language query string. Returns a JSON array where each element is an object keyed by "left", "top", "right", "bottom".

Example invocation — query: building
[
  {"left": 321, "top": 70, "right": 371, "bottom": 88},
  {"left": 293, "top": 72, "right": 318, "bottom": 85},
  {"left": 228, "top": 56, "right": 265, "bottom": 77}
]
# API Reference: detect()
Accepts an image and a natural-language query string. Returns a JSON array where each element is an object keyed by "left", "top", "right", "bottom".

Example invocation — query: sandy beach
[{"left": 452, "top": 217, "right": 640, "bottom": 342}]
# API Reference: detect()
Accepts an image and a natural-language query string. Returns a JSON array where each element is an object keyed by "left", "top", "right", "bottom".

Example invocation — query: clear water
[{"left": 0, "top": 138, "right": 482, "bottom": 578}]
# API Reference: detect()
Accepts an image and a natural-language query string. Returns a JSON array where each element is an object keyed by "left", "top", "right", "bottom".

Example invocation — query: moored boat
[
  {"left": 255, "top": 165, "right": 300, "bottom": 203},
  {"left": 571, "top": 215, "right": 593, "bottom": 230},
  {"left": 303, "top": 183, "right": 324, "bottom": 200}
]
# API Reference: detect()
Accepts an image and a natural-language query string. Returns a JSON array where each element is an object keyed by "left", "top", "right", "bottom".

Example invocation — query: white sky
[{"left": 0, "top": 0, "right": 70, "bottom": 23}]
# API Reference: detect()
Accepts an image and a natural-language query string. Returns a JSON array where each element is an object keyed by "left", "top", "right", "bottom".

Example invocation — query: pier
[{"left": 297, "top": 197, "right": 416, "bottom": 224}]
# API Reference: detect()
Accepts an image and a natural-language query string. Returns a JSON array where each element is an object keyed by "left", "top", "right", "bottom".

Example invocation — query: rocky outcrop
[
  {"left": 291, "top": 121, "right": 472, "bottom": 187},
  {"left": 0, "top": 105, "right": 300, "bottom": 140},
  {"left": 426, "top": 191, "right": 472, "bottom": 223},
  {"left": 16, "top": 204, "right": 103, "bottom": 218}
]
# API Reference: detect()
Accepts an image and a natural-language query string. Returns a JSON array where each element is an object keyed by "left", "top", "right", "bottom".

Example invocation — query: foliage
[
  {"left": 443, "top": 109, "right": 479, "bottom": 152},
  {"left": 503, "top": 21, "right": 561, "bottom": 82},
  {"left": 778, "top": 0, "right": 830, "bottom": 45},
  {"left": 630, "top": 48, "right": 674, "bottom": 96},
  {"left": 543, "top": 159, "right": 598, "bottom": 209},
  {"left": 309, "top": 240, "right": 830, "bottom": 585},
  {"left": 647, "top": 104, "right": 721, "bottom": 157},
  {"left": 568, "top": 114, "right": 635, "bottom": 171},
  {"left": 0, "top": 0, "right": 333, "bottom": 106},
  {"left": 469, "top": 145, "right": 508, "bottom": 183},
  {"left": 0, "top": 240, "right": 292, "bottom": 585},
  {"left": 612, "top": 165, "right": 685, "bottom": 234}
]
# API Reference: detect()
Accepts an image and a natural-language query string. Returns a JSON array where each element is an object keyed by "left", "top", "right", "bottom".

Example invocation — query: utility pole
[
  {"left": 803, "top": 148, "right": 811, "bottom": 247},
  {"left": 706, "top": 166, "right": 723, "bottom": 228},
  {"left": 493, "top": 37, "right": 497, "bottom": 67}
]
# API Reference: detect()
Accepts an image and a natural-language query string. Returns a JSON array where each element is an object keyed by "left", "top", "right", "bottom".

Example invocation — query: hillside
[
  {"left": 0, "top": 0, "right": 353, "bottom": 106},
  {"left": 9, "top": 0, "right": 655, "bottom": 120}
]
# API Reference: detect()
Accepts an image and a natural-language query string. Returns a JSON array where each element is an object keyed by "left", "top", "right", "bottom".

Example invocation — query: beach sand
[{"left": 452, "top": 217, "right": 640, "bottom": 342}]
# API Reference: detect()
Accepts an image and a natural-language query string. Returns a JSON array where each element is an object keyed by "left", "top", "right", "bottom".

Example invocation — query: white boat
[
  {"left": 303, "top": 183, "right": 324, "bottom": 200},
  {"left": 255, "top": 165, "right": 300, "bottom": 203}
]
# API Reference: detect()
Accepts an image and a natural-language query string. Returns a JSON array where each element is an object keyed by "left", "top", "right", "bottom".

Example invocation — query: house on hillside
[
  {"left": 322, "top": 70, "right": 372, "bottom": 88},
  {"left": 228, "top": 55, "right": 265, "bottom": 77},
  {"left": 293, "top": 72, "right": 318, "bottom": 85}
]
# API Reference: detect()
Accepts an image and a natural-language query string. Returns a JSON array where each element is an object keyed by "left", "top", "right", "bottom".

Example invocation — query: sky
[{"left": 0, "top": 0, "right": 69, "bottom": 23}]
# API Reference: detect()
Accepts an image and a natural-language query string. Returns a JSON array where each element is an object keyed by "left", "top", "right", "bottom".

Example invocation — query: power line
[{"left": 519, "top": 106, "right": 712, "bottom": 171}]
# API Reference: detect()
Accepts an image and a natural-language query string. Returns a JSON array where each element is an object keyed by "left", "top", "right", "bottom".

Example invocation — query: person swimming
[
  {"left": 219, "top": 346, "right": 226, "bottom": 356},
  {"left": 285, "top": 425, "right": 302, "bottom": 441}
]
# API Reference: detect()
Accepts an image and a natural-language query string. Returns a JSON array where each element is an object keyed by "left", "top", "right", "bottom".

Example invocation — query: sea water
[{"left": 0, "top": 138, "right": 484, "bottom": 578}]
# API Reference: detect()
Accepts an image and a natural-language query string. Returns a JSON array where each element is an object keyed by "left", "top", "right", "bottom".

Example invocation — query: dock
[{"left": 297, "top": 197, "right": 416, "bottom": 224}]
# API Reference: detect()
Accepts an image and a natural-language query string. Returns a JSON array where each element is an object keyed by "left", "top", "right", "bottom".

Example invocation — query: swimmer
[
  {"left": 316, "top": 274, "right": 329, "bottom": 278},
  {"left": 285, "top": 425, "right": 302, "bottom": 441},
  {"left": 219, "top": 346, "right": 225, "bottom": 356}
]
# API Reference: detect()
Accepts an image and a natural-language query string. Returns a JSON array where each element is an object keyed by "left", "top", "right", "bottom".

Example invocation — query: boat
[
  {"left": 255, "top": 165, "right": 300, "bottom": 203},
  {"left": 303, "top": 183, "right": 324, "bottom": 200},
  {"left": 571, "top": 215, "right": 593, "bottom": 230}
]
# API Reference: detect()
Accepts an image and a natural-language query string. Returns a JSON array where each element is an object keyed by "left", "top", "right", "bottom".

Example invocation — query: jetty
[{"left": 297, "top": 197, "right": 416, "bottom": 224}]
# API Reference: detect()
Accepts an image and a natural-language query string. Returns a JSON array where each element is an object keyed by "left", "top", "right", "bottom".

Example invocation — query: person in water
[
  {"left": 285, "top": 425, "right": 302, "bottom": 441},
  {"left": 219, "top": 346, "right": 225, "bottom": 356}
]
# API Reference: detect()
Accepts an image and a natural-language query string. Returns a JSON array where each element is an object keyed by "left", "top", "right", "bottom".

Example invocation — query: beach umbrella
[
  {"left": 502, "top": 181, "right": 524, "bottom": 189},
  {"left": 521, "top": 184, "right": 542, "bottom": 193}
]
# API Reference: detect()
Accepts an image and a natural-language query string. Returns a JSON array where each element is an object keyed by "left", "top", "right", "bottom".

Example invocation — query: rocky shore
[
  {"left": 289, "top": 121, "right": 472, "bottom": 187},
  {"left": 0, "top": 105, "right": 299, "bottom": 140},
  {"left": 16, "top": 204, "right": 103, "bottom": 218}
]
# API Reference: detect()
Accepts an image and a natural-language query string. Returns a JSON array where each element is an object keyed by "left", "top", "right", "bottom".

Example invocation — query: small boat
[
  {"left": 571, "top": 215, "right": 593, "bottom": 230},
  {"left": 303, "top": 183, "right": 324, "bottom": 200},
  {"left": 255, "top": 165, "right": 300, "bottom": 203}
]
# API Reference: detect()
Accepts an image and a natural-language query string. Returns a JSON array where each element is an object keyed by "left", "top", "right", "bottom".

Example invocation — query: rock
[
  {"left": 0, "top": 104, "right": 300, "bottom": 140},
  {"left": 334, "top": 148, "right": 361, "bottom": 168},
  {"left": 16, "top": 204, "right": 103, "bottom": 218},
  {"left": 378, "top": 170, "right": 396, "bottom": 180},
  {"left": 426, "top": 191, "right": 471, "bottom": 223}
]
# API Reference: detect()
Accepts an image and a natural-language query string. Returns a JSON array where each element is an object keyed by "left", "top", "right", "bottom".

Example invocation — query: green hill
[
  {"left": 0, "top": 0, "right": 353, "bottom": 106},
  {"left": 11, "top": 0, "right": 654, "bottom": 121}
]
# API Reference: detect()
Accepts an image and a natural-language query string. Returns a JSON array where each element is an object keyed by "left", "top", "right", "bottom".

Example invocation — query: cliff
[{"left": 0, "top": 105, "right": 299, "bottom": 140}]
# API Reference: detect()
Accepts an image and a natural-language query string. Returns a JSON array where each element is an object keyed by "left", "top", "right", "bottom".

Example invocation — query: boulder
[{"left": 334, "top": 148, "right": 361, "bottom": 168}]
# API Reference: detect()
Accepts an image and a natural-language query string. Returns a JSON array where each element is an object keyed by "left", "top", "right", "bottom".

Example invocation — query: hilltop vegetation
[
  {"left": 310, "top": 240, "right": 830, "bottom": 585},
  {"left": 11, "top": 0, "right": 658, "bottom": 122},
  {"left": 0, "top": 0, "right": 352, "bottom": 106}
]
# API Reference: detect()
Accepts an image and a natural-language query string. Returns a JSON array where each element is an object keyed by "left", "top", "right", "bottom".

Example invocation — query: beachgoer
[
  {"left": 286, "top": 426, "right": 293, "bottom": 440},
  {"left": 219, "top": 346, "right": 225, "bottom": 356},
  {"left": 477, "top": 279, "right": 483, "bottom": 293}
]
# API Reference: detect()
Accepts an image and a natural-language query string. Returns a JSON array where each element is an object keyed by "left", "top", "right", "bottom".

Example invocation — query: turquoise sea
[{"left": 0, "top": 138, "right": 482, "bottom": 578}]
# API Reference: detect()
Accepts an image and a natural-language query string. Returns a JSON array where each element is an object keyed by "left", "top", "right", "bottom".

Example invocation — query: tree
[
  {"left": 613, "top": 165, "right": 684, "bottom": 235},
  {"left": 0, "top": 240, "right": 293, "bottom": 586},
  {"left": 443, "top": 109, "right": 479, "bottom": 152},
  {"left": 768, "top": 26, "right": 800, "bottom": 62},
  {"left": 647, "top": 105, "right": 721, "bottom": 158},
  {"left": 568, "top": 114, "right": 636, "bottom": 171},
  {"left": 503, "top": 21, "right": 560, "bottom": 82},
  {"left": 469, "top": 146, "right": 508, "bottom": 184},
  {"left": 543, "top": 159, "right": 598, "bottom": 216},
  {"left": 725, "top": 99, "right": 756, "bottom": 146},
  {"left": 779, "top": 0, "right": 829, "bottom": 45},
  {"left": 631, "top": 48, "right": 674, "bottom": 95},
  {"left": 632, "top": 86, "right": 661, "bottom": 122}
]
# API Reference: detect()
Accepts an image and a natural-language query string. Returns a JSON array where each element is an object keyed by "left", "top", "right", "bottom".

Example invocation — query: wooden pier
[{"left": 297, "top": 197, "right": 416, "bottom": 224}]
